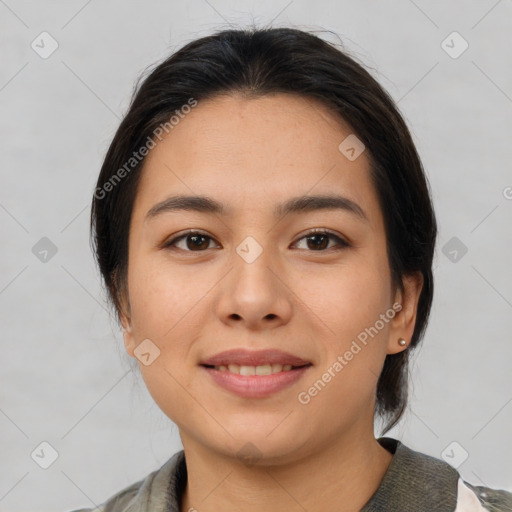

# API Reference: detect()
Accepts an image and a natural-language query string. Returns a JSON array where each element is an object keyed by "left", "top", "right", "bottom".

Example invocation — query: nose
[{"left": 214, "top": 246, "right": 293, "bottom": 331}]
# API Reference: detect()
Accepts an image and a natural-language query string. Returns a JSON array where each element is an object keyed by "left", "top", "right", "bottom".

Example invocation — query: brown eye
[
  {"left": 163, "top": 231, "right": 219, "bottom": 252},
  {"left": 293, "top": 230, "right": 349, "bottom": 251}
]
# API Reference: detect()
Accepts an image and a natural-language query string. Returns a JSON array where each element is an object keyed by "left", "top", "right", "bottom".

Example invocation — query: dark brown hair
[{"left": 90, "top": 26, "right": 437, "bottom": 434}]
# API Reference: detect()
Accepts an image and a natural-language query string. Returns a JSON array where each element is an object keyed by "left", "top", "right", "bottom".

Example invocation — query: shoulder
[
  {"left": 67, "top": 476, "right": 146, "bottom": 512},
  {"left": 67, "top": 450, "right": 185, "bottom": 512},
  {"left": 456, "top": 478, "right": 512, "bottom": 512},
  {"left": 363, "top": 438, "right": 512, "bottom": 512}
]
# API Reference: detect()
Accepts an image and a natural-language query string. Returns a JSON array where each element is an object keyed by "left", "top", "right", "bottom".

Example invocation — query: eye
[
  {"left": 292, "top": 229, "right": 350, "bottom": 251},
  {"left": 162, "top": 228, "right": 350, "bottom": 253},
  {"left": 162, "top": 230, "right": 220, "bottom": 252}
]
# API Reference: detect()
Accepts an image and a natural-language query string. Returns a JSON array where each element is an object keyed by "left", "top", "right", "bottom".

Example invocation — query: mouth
[
  {"left": 201, "top": 363, "right": 312, "bottom": 375},
  {"left": 199, "top": 348, "right": 313, "bottom": 398},
  {"left": 200, "top": 348, "right": 312, "bottom": 368}
]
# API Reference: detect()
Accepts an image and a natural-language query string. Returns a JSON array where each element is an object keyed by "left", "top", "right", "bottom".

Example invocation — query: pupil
[
  {"left": 184, "top": 234, "right": 329, "bottom": 251},
  {"left": 308, "top": 234, "right": 328, "bottom": 250},
  {"left": 188, "top": 235, "right": 209, "bottom": 250}
]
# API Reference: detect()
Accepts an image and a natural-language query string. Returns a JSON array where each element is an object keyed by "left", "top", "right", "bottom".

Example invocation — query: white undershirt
[{"left": 454, "top": 479, "right": 489, "bottom": 511}]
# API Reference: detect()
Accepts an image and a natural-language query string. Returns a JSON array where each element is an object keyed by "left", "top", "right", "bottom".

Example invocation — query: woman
[{"left": 73, "top": 27, "right": 512, "bottom": 512}]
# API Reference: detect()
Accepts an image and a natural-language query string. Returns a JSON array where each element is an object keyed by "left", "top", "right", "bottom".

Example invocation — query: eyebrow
[{"left": 145, "top": 194, "right": 368, "bottom": 223}]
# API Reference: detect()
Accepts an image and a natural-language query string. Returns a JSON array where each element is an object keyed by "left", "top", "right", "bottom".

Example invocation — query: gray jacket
[{"left": 69, "top": 437, "right": 512, "bottom": 511}]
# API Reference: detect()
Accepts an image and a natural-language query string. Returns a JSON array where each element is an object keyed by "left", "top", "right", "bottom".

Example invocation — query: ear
[
  {"left": 120, "top": 310, "right": 136, "bottom": 358},
  {"left": 386, "top": 271, "right": 424, "bottom": 355},
  {"left": 115, "top": 279, "right": 136, "bottom": 359}
]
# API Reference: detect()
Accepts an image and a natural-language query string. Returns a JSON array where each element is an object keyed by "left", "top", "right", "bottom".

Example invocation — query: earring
[{"left": 398, "top": 338, "right": 407, "bottom": 347}]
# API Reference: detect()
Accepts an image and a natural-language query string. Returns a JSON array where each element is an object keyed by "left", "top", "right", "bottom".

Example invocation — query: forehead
[{"left": 132, "top": 93, "right": 382, "bottom": 228}]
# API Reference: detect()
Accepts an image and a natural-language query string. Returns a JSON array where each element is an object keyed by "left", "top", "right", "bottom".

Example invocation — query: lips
[
  {"left": 200, "top": 348, "right": 312, "bottom": 368},
  {"left": 200, "top": 349, "right": 313, "bottom": 398},
  {"left": 202, "top": 364, "right": 311, "bottom": 398}
]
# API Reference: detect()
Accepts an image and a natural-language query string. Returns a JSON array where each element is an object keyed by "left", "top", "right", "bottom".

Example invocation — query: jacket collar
[
  {"left": 152, "top": 437, "right": 459, "bottom": 511},
  {"left": 360, "top": 437, "right": 459, "bottom": 511}
]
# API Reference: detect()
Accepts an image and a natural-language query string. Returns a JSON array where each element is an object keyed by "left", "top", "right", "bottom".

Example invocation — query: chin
[{"left": 202, "top": 427, "right": 312, "bottom": 467}]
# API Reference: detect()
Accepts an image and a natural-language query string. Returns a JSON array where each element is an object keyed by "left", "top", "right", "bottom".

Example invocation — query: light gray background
[{"left": 1, "top": 1, "right": 511, "bottom": 511}]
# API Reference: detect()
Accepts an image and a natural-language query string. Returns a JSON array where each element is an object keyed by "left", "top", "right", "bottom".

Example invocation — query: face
[{"left": 119, "top": 93, "right": 422, "bottom": 464}]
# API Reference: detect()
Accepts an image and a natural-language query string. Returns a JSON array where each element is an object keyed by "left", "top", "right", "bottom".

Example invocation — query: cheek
[
  {"left": 127, "top": 254, "right": 207, "bottom": 339},
  {"left": 127, "top": 257, "right": 205, "bottom": 419},
  {"left": 294, "top": 254, "right": 392, "bottom": 408},
  {"left": 295, "top": 259, "right": 391, "bottom": 338},
  {"left": 296, "top": 268, "right": 391, "bottom": 419}
]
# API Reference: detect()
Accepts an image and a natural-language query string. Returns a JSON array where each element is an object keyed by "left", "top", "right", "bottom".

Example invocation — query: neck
[{"left": 179, "top": 427, "right": 393, "bottom": 512}]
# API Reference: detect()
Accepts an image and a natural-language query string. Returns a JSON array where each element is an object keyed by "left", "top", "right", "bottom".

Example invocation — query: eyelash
[{"left": 162, "top": 228, "right": 350, "bottom": 253}]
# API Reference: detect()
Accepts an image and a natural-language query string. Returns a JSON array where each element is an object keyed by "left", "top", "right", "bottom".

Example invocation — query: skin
[{"left": 119, "top": 93, "right": 423, "bottom": 512}]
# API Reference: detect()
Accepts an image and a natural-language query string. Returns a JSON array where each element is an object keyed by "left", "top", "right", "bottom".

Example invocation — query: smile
[
  {"left": 210, "top": 363, "right": 297, "bottom": 374},
  {"left": 201, "top": 363, "right": 312, "bottom": 398}
]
